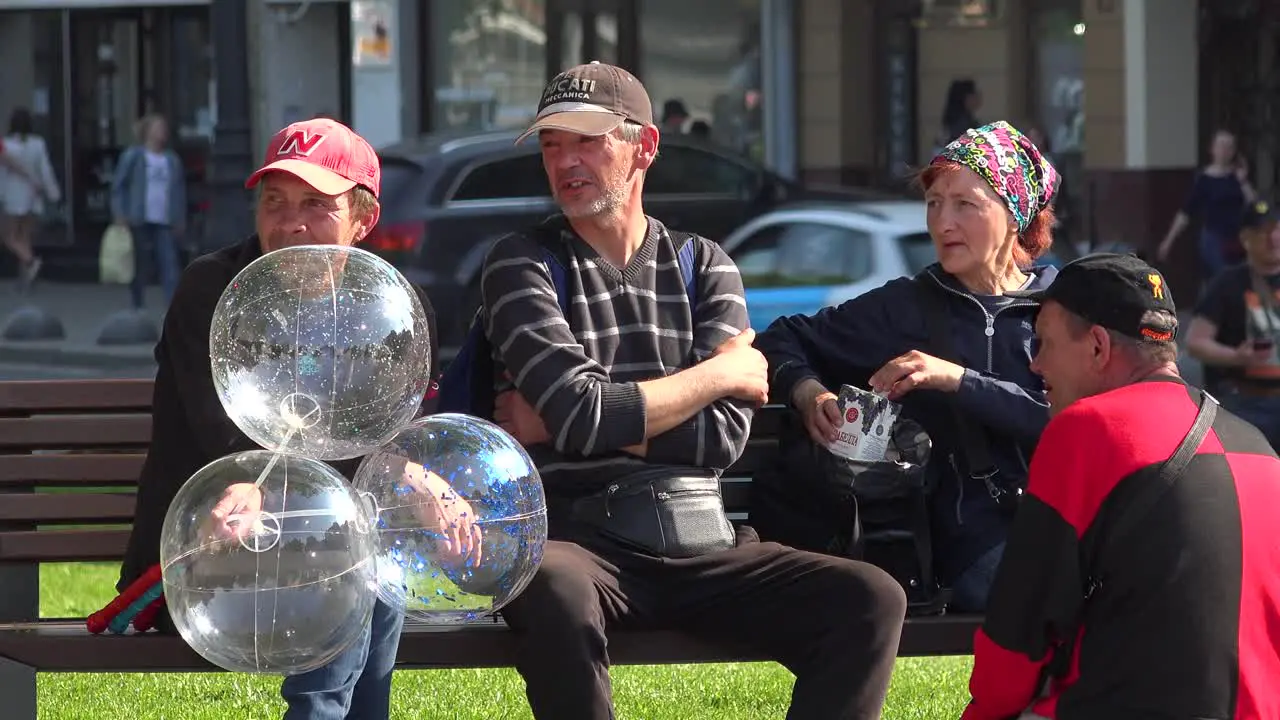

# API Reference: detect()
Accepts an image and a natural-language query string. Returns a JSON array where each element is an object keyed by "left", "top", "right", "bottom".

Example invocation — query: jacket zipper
[
  {"left": 926, "top": 271, "right": 1037, "bottom": 373},
  {"left": 926, "top": 271, "right": 1038, "bottom": 525},
  {"left": 605, "top": 483, "right": 619, "bottom": 517}
]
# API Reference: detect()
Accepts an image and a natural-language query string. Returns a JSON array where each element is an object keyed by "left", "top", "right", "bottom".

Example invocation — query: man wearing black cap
[
  {"left": 483, "top": 62, "right": 908, "bottom": 719},
  {"left": 961, "top": 254, "right": 1280, "bottom": 720},
  {"left": 1185, "top": 199, "right": 1280, "bottom": 449}
]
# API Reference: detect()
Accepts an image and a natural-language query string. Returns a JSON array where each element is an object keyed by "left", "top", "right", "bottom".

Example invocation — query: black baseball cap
[
  {"left": 1010, "top": 253, "right": 1178, "bottom": 342},
  {"left": 1242, "top": 199, "right": 1280, "bottom": 231},
  {"left": 516, "top": 61, "right": 654, "bottom": 144}
]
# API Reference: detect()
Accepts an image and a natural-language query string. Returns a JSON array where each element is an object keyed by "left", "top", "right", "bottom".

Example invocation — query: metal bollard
[
  {"left": 95, "top": 309, "right": 160, "bottom": 346},
  {"left": 1, "top": 304, "right": 65, "bottom": 341}
]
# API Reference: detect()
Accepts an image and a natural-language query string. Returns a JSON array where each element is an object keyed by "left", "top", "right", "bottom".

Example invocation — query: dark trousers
[{"left": 500, "top": 526, "right": 907, "bottom": 720}]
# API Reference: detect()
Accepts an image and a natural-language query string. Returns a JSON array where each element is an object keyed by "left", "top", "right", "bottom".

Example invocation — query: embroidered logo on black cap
[{"left": 1147, "top": 273, "right": 1164, "bottom": 300}]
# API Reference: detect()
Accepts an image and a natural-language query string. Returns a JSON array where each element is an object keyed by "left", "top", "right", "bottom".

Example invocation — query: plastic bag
[{"left": 100, "top": 224, "right": 134, "bottom": 284}]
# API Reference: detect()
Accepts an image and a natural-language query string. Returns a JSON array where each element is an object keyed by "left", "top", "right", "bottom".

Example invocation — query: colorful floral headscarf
[{"left": 931, "top": 120, "right": 1060, "bottom": 233}]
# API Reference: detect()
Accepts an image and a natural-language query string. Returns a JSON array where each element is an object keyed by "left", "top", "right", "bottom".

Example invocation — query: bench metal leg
[
  {"left": 0, "top": 566, "right": 39, "bottom": 623},
  {"left": 0, "top": 550, "right": 39, "bottom": 720},
  {"left": 0, "top": 656, "right": 36, "bottom": 720}
]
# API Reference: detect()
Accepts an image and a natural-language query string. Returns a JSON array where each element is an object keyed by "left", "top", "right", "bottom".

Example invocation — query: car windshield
[{"left": 897, "top": 232, "right": 936, "bottom": 274}]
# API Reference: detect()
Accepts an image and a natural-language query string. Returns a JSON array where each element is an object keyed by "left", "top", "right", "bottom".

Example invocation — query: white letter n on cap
[{"left": 278, "top": 130, "right": 325, "bottom": 157}]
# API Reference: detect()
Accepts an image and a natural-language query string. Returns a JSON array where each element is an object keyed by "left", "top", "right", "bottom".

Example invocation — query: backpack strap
[
  {"left": 671, "top": 231, "right": 699, "bottom": 308},
  {"left": 533, "top": 220, "right": 573, "bottom": 316},
  {"left": 543, "top": 248, "right": 571, "bottom": 316}
]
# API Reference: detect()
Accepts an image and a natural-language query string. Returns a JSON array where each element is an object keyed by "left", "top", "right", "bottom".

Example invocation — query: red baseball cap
[{"left": 245, "top": 118, "right": 381, "bottom": 198}]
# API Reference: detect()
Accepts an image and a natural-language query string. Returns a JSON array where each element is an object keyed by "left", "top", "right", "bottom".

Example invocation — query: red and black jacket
[{"left": 964, "top": 378, "right": 1280, "bottom": 720}]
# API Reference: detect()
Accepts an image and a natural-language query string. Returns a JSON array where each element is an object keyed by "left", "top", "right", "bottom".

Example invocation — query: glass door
[
  {"left": 545, "top": 0, "right": 637, "bottom": 78},
  {"left": 69, "top": 10, "right": 144, "bottom": 246}
]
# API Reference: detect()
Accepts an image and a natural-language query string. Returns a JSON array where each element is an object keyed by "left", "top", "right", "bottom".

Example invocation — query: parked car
[
  {"left": 720, "top": 201, "right": 937, "bottom": 331},
  {"left": 363, "top": 130, "right": 900, "bottom": 348}
]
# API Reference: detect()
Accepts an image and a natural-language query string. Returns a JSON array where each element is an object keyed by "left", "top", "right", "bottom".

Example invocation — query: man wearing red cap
[{"left": 117, "top": 118, "right": 438, "bottom": 719}]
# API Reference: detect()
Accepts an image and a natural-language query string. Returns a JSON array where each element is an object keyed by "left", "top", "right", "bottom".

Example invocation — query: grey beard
[{"left": 558, "top": 183, "right": 627, "bottom": 219}]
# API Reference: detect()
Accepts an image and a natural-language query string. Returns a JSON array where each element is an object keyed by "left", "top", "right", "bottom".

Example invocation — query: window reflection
[
  {"left": 640, "top": 0, "right": 762, "bottom": 162},
  {"left": 431, "top": 0, "right": 548, "bottom": 132},
  {"left": 1030, "top": 0, "right": 1084, "bottom": 247}
]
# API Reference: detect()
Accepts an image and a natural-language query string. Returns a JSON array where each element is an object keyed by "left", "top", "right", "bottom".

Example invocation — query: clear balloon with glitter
[
  {"left": 209, "top": 244, "right": 432, "bottom": 461},
  {"left": 159, "top": 450, "right": 378, "bottom": 675},
  {"left": 353, "top": 414, "right": 548, "bottom": 625}
]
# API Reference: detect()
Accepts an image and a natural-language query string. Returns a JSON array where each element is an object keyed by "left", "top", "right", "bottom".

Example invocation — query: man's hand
[
  {"left": 208, "top": 483, "right": 264, "bottom": 541},
  {"left": 401, "top": 463, "right": 482, "bottom": 566},
  {"left": 494, "top": 389, "right": 551, "bottom": 445},
  {"left": 706, "top": 328, "right": 769, "bottom": 405},
  {"left": 868, "top": 350, "right": 964, "bottom": 400},
  {"left": 792, "top": 378, "right": 841, "bottom": 444}
]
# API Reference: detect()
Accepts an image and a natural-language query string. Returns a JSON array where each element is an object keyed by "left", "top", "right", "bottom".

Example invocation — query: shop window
[
  {"left": 639, "top": 0, "right": 763, "bottom": 163},
  {"left": 1030, "top": 0, "right": 1085, "bottom": 247}
]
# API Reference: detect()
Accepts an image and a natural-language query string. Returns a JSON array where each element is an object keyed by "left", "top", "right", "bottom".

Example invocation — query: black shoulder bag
[{"left": 913, "top": 278, "right": 1022, "bottom": 513}]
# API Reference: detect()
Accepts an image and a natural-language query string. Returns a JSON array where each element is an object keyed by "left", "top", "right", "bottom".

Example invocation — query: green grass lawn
[{"left": 38, "top": 563, "right": 974, "bottom": 719}]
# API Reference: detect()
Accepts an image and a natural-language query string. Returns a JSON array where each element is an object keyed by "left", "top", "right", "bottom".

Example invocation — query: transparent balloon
[
  {"left": 353, "top": 414, "right": 548, "bottom": 625},
  {"left": 210, "top": 244, "right": 432, "bottom": 461},
  {"left": 160, "top": 450, "right": 379, "bottom": 675}
]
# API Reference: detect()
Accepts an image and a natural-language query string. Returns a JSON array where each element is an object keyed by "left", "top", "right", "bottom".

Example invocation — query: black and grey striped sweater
[{"left": 480, "top": 216, "right": 753, "bottom": 508}]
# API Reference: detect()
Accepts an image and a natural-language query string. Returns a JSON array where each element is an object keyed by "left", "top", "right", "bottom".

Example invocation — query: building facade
[{"left": 0, "top": 0, "right": 1272, "bottom": 294}]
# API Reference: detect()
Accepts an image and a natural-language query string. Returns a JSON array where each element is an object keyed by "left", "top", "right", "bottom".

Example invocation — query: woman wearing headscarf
[{"left": 755, "top": 121, "right": 1060, "bottom": 612}]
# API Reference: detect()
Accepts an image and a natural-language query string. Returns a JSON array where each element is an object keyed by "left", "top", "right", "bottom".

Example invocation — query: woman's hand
[
  {"left": 868, "top": 350, "right": 965, "bottom": 400},
  {"left": 792, "top": 378, "right": 841, "bottom": 444}
]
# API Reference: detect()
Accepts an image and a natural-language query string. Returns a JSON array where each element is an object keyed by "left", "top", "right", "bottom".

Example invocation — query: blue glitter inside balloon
[{"left": 353, "top": 414, "right": 547, "bottom": 625}]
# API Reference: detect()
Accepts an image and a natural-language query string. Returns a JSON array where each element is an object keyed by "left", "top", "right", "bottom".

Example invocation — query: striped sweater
[{"left": 480, "top": 216, "right": 753, "bottom": 505}]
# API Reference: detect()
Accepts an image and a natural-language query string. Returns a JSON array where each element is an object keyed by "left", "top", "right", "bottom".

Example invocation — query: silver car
[{"left": 721, "top": 201, "right": 936, "bottom": 330}]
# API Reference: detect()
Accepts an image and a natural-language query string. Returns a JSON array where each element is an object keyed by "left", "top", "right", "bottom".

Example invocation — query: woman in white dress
[{"left": 0, "top": 108, "right": 60, "bottom": 290}]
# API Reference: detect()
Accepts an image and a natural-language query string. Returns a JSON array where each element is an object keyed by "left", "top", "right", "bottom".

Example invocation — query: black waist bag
[{"left": 571, "top": 467, "right": 736, "bottom": 559}]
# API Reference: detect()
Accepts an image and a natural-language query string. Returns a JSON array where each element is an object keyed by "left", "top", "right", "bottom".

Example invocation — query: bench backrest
[
  {"left": 0, "top": 379, "right": 786, "bottom": 566},
  {"left": 0, "top": 379, "right": 153, "bottom": 565}
]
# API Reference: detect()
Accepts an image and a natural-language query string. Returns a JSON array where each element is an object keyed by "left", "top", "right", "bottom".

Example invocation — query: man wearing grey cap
[{"left": 480, "top": 62, "right": 908, "bottom": 720}]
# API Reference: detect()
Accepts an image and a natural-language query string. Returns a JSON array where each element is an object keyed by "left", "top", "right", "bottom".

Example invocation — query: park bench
[{"left": 0, "top": 377, "right": 981, "bottom": 720}]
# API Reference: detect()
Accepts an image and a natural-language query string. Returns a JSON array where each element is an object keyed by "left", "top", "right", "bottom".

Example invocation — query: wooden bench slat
[
  {"left": 0, "top": 615, "right": 979, "bottom": 672},
  {"left": 0, "top": 530, "right": 130, "bottom": 563},
  {"left": 0, "top": 455, "right": 147, "bottom": 485},
  {"left": 0, "top": 494, "right": 136, "bottom": 524},
  {"left": 719, "top": 479, "right": 752, "bottom": 512},
  {"left": 0, "top": 379, "right": 154, "bottom": 413},
  {"left": 0, "top": 416, "right": 152, "bottom": 448}
]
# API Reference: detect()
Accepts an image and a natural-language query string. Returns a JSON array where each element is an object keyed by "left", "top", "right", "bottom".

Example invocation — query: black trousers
[{"left": 500, "top": 525, "right": 907, "bottom": 720}]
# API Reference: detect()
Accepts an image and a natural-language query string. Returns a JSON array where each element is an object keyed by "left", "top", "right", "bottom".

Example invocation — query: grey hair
[
  {"left": 615, "top": 121, "right": 645, "bottom": 144},
  {"left": 1064, "top": 309, "right": 1179, "bottom": 365}
]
